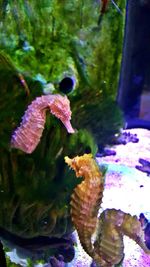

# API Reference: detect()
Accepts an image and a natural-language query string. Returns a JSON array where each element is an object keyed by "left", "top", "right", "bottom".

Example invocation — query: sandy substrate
[{"left": 72, "top": 128, "right": 150, "bottom": 267}]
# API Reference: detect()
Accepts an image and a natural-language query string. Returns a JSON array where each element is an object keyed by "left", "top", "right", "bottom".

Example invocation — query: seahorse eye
[{"left": 38, "top": 216, "right": 50, "bottom": 231}]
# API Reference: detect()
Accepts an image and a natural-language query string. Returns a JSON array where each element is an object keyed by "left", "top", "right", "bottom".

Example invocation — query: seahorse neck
[{"left": 33, "top": 95, "right": 56, "bottom": 110}]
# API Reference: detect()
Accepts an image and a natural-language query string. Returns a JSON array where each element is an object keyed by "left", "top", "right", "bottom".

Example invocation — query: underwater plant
[
  {"left": 65, "top": 154, "right": 150, "bottom": 267},
  {"left": 0, "top": 0, "right": 125, "bottom": 148},
  {"left": 0, "top": 0, "right": 127, "bottom": 266},
  {"left": 0, "top": 49, "right": 98, "bottom": 266}
]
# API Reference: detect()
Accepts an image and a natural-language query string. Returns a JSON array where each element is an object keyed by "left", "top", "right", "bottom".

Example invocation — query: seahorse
[
  {"left": 94, "top": 209, "right": 150, "bottom": 266},
  {"left": 11, "top": 94, "right": 75, "bottom": 153},
  {"left": 65, "top": 154, "right": 106, "bottom": 265},
  {"left": 65, "top": 154, "right": 150, "bottom": 267}
]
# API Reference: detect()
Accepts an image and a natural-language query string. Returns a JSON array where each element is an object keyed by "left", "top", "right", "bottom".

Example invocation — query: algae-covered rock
[
  {"left": 0, "top": 1, "right": 125, "bottom": 264},
  {"left": 0, "top": 61, "right": 97, "bottom": 238}
]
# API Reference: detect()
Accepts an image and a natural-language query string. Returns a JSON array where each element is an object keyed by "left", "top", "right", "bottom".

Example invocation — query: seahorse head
[
  {"left": 65, "top": 153, "right": 101, "bottom": 179},
  {"left": 49, "top": 94, "right": 75, "bottom": 133}
]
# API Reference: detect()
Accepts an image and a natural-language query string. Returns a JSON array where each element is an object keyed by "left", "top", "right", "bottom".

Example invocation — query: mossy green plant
[{"left": 0, "top": 0, "right": 126, "bottom": 265}]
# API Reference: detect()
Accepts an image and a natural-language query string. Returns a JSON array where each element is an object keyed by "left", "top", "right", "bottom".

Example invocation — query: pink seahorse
[{"left": 11, "top": 94, "right": 75, "bottom": 153}]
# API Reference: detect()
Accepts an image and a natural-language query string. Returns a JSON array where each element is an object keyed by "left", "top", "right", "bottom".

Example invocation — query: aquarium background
[
  {"left": 118, "top": 0, "right": 150, "bottom": 129},
  {"left": 0, "top": 0, "right": 150, "bottom": 267}
]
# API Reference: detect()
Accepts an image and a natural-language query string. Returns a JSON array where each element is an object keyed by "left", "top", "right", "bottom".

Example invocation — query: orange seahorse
[
  {"left": 65, "top": 154, "right": 105, "bottom": 258},
  {"left": 65, "top": 154, "right": 150, "bottom": 267}
]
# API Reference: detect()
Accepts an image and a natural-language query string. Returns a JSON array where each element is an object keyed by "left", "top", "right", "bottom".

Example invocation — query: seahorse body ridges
[{"left": 65, "top": 154, "right": 106, "bottom": 265}]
